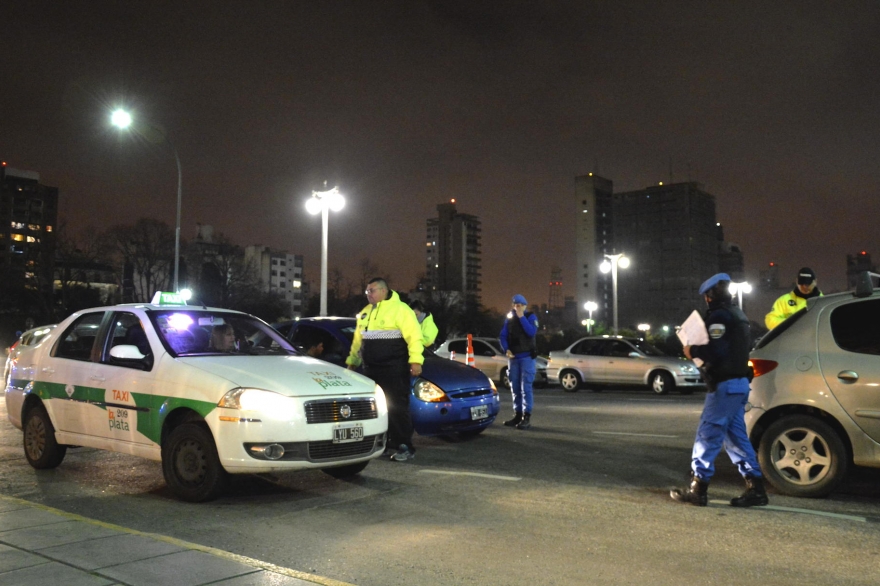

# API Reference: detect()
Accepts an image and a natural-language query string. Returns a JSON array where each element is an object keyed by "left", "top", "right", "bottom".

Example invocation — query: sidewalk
[{"left": 0, "top": 494, "right": 353, "bottom": 586}]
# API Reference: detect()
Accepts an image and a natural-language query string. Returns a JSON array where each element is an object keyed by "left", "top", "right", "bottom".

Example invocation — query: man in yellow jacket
[
  {"left": 765, "top": 267, "right": 822, "bottom": 329},
  {"left": 348, "top": 278, "right": 424, "bottom": 461},
  {"left": 409, "top": 299, "right": 438, "bottom": 349}
]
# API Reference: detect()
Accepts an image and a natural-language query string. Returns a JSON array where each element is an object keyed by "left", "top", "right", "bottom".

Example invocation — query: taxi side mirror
[{"left": 110, "top": 345, "right": 146, "bottom": 360}]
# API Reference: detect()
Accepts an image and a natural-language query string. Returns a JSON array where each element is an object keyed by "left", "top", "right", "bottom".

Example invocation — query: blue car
[{"left": 275, "top": 317, "right": 500, "bottom": 436}]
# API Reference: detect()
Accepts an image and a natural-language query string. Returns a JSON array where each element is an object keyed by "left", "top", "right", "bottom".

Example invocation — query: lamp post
[
  {"left": 730, "top": 281, "right": 752, "bottom": 311},
  {"left": 638, "top": 323, "right": 651, "bottom": 339},
  {"left": 306, "top": 185, "right": 344, "bottom": 316},
  {"left": 584, "top": 301, "right": 597, "bottom": 334},
  {"left": 599, "top": 253, "right": 629, "bottom": 335},
  {"left": 111, "top": 109, "right": 183, "bottom": 292}
]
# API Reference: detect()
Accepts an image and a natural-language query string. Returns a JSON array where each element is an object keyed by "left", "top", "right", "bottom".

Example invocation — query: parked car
[
  {"left": 276, "top": 318, "right": 500, "bottom": 436},
  {"left": 434, "top": 337, "right": 549, "bottom": 388},
  {"left": 546, "top": 336, "right": 703, "bottom": 394},
  {"left": 745, "top": 272, "right": 880, "bottom": 498},
  {"left": 4, "top": 324, "right": 56, "bottom": 387},
  {"left": 5, "top": 296, "right": 388, "bottom": 502}
]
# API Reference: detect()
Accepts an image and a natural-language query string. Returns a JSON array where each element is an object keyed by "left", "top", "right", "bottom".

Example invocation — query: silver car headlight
[
  {"left": 413, "top": 378, "right": 449, "bottom": 402},
  {"left": 218, "top": 387, "right": 296, "bottom": 419},
  {"left": 679, "top": 364, "right": 699, "bottom": 375}
]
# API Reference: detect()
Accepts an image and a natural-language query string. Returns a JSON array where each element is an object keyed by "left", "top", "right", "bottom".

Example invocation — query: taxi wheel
[
  {"left": 23, "top": 404, "right": 67, "bottom": 469},
  {"left": 322, "top": 461, "right": 369, "bottom": 479},
  {"left": 162, "top": 423, "right": 228, "bottom": 502}
]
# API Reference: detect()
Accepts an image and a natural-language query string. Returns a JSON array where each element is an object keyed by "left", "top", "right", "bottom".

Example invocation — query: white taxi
[{"left": 4, "top": 293, "right": 388, "bottom": 502}]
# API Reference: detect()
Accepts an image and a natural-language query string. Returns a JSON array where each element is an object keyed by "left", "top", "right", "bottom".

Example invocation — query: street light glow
[
  {"left": 307, "top": 185, "right": 345, "bottom": 316},
  {"left": 111, "top": 109, "right": 132, "bottom": 129}
]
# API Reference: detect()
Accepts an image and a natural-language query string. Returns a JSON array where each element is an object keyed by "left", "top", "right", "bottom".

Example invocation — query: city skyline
[{"left": 2, "top": 2, "right": 878, "bottom": 313}]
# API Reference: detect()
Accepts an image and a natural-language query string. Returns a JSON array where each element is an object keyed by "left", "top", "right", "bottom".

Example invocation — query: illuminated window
[
  {"left": 26, "top": 236, "right": 37, "bottom": 243},
  {"left": 25, "top": 272, "right": 34, "bottom": 279},
  {"left": 11, "top": 234, "right": 24, "bottom": 242},
  {"left": 46, "top": 226, "right": 52, "bottom": 232},
  {"left": 11, "top": 222, "right": 24, "bottom": 229},
  {"left": 28, "top": 224, "right": 40, "bottom": 231}
]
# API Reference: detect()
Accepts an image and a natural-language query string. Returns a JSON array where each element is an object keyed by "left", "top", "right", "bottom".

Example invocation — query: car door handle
[
  {"left": 91, "top": 375, "right": 106, "bottom": 383},
  {"left": 837, "top": 370, "right": 859, "bottom": 383},
  {"left": 41, "top": 367, "right": 54, "bottom": 374}
]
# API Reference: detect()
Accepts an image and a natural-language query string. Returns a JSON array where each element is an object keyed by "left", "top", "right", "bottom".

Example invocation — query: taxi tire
[
  {"left": 162, "top": 423, "right": 228, "bottom": 502},
  {"left": 322, "top": 461, "right": 369, "bottom": 479},
  {"left": 23, "top": 404, "right": 67, "bottom": 469}
]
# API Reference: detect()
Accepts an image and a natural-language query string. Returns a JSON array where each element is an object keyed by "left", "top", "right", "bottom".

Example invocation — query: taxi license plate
[
  {"left": 470, "top": 405, "right": 489, "bottom": 420},
  {"left": 333, "top": 424, "right": 364, "bottom": 444}
]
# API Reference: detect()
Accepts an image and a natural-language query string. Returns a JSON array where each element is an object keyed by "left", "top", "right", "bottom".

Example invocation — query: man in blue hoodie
[{"left": 499, "top": 294, "right": 539, "bottom": 430}]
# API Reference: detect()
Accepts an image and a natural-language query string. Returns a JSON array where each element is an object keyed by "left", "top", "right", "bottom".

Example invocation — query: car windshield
[
  {"left": 628, "top": 339, "right": 666, "bottom": 356},
  {"left": 148, "top": 310, "right": 295, "bottom": 357}
]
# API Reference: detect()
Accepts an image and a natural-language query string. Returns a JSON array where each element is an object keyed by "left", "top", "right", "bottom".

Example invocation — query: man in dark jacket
[
  {"left": 499, "top": 294, "right": 539, "bottom": 430},
  {"left": 671, "top": 273, "right": 769, "bottom": 507}
]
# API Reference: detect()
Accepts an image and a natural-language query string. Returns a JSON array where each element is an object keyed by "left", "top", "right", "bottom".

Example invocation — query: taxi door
[
  {"left": 93, "top": 311, "right": 156, "bottom": 446},
  {"left": 819, "top": 298, "right": 880, "bottom": 443}
]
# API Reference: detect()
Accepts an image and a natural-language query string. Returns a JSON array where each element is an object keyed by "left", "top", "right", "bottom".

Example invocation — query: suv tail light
[{"left": 749, "top": 358, "right": 778, "bottom": 378}]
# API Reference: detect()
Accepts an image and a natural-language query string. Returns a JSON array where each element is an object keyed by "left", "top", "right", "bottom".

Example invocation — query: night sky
[{"left": 3, "top": 1, "right": 879, "bottom": 312}]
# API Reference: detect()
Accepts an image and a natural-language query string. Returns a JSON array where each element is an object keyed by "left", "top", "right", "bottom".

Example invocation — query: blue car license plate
[
  {"left": 333, "top": 424, "right": 364, "bottom": 443},
  {"left": 470, "top": 405, "right": 488, "bottom": 420}
]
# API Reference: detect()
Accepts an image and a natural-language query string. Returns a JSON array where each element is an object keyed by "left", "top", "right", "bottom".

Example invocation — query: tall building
[
  {"left": 425, "top": 200, "right": 481, "bottom": 305},
  {"left": 574, "top": 174, "right": 614, "bottom": 322},
  {"left": 0, "top": 162, "right": 58, "bottom": 299},
  {"left": 548, "top": 266, "right": 563, "bottom": 308},
  {"left": 244, "top": 245, "right": 304, "bottom": 319}
]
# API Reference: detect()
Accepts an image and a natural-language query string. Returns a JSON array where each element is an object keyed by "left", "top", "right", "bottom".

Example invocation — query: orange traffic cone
[{"left": 466, "top": 334, "right": 475, "bottom": 368}]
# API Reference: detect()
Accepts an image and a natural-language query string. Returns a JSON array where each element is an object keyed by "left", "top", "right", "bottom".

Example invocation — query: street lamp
[
  {"left": 637, "top": 323, "right": 651, "bottom": 338},
  {"left": 599, "top": 253, "right": 629, "bottom": 335},
  {"left": 306, "top": 185, "right": 344, "bottom": 316},
  {"left": 584, "top": 301, "right": 597, "bottom": 334},
  {"left": 730, "top": 281, "right": 752, "bottom": 311},
  {"left": 111, "top": 108, "right": 183, "bottom": 292}
]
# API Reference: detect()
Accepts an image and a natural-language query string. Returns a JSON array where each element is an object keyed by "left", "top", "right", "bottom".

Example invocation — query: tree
[{"left": 101, "top": 219, "right": 174, "bottom": 302}]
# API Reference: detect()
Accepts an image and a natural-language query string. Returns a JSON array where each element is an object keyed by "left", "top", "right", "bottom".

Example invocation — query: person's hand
[
  {"left": 410, "top": 363, "right": 422, "bottom": 376},
  {"left": 347, "top": 363, "right": 357, "bottom": 370},
  {"left": 683, "top": 345, "right": 692, "bottom": 359},
  {"left": 514, "top": 306, "right": 524, "bottom": 318},
  {"left": 506, "top": 350, "right": 514, "bottom": 358}
]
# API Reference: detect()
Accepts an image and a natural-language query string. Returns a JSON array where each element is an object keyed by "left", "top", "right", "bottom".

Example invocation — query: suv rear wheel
[{"left": 758, "top": 414, "right": 847, "bottom": 498}]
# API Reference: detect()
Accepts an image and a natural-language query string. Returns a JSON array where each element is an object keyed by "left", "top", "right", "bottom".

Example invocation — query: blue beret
[
  {"left": 699, "top": 273, "right": 731, "bottom": 296},
  {"left": 512, "top": 294, "right": 527, "bottom": 305}
]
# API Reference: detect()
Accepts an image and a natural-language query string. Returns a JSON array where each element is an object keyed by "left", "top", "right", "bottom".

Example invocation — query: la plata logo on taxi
[
  {"left": 308, "top": 371, "right": 352, "bottom": 389},
  {"left": 108, "top": 389, "right": 131, "bottom": 431}
]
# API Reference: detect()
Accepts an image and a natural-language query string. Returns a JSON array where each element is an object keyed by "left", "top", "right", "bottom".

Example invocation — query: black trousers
[{"left": 364, "top": 363, "right": 414, "bottom": 451}]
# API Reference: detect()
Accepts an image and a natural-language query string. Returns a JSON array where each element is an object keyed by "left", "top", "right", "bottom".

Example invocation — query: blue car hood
[{"left": 420, "top": 354, "right": 492, "bottom": 391}]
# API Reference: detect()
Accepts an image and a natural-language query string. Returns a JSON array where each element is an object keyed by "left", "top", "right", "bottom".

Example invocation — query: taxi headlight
[
  {"left": 413, "top": 378, "right": 449, "bottom": 402},
  {"left": 218, "top": 387, "right": 295, "bottom": 418},
  {"left": 374, "top": 384, "right": 388, "bottom": 415}
]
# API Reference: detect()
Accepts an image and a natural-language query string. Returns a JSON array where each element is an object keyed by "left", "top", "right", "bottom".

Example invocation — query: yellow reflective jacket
[
  {"left": 765, "top": 290, "right": 822, "bottom": 330},
  {"left": 347, "top": 290, "right": 424, "bottom": 368},
  {"left": 419, "top": 313, "right": 438, "bottom": 347}
]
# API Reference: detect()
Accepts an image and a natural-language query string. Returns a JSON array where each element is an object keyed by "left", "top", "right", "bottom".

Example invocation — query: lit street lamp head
[{"left": 111, "top": 109, "right": 132, "bottom": 129}]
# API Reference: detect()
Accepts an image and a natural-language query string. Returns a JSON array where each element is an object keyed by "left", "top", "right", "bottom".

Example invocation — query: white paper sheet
[{"left": 677, "top": 310, "right": 709, "bottom": 366}]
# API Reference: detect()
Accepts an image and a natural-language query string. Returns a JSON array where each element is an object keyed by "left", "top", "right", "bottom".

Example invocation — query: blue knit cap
[
  {"left": 512, "top": 294, "right": 527, "bottom": 305},
  {"left": 699, "top": 273, "right": 731, "bottom": 296}
]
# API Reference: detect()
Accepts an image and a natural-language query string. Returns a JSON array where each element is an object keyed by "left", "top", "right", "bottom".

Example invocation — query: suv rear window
[{"left": 830, "top": 298, "right": 880, "bottom": 356}]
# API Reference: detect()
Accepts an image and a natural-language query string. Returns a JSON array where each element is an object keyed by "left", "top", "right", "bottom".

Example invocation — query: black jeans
[{"left": 364, "top": 363, "right": 414, "bottom": 451}]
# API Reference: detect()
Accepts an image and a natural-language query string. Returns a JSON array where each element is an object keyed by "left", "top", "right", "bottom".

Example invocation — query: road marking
[
  {"left": 418, "top": 469, "right": 521, "bottom": 481},
  {"left": 592, "top": 431, "right": 679, "bottom": 438},
  {"left": 708, "top": 499, "right": 868, "bottom": 522},
  {"left": 0, "top": 494, "right": 353, "bottom": 586}
]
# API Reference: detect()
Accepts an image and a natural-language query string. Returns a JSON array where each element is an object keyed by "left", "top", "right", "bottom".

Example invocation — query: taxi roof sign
[{"left": 151, "top": 291, "right": 187, "bottom": 306}]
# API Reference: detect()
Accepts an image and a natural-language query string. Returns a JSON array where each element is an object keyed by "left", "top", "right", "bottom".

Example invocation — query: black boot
[
  {"left": 503, "top": 412, "right": 522, "bottom": 427},
  {"left": 730, "top": 475, "right": 769, "bottom": 507},
  {"left": 670, "top": 474, "right": 708, "bottom": 506},
  {"left": 516, "top": 412, "right": 531, "bottom": 430}
]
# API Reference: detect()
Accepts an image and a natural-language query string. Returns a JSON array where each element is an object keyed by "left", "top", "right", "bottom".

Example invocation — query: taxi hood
[{"left": 176, "top": 355, "right": 376, "bottom": 397}]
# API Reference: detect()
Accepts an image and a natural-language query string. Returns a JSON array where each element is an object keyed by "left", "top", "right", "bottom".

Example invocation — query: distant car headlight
[
  {"left": 218, "top": 387, "right": 296, "bottom": 418},
  {"left": 679, "top": 364, "right": 699, "bottom": 375},
  {"left": 413, "top": 378, "right": 449, "bottom": 402}
]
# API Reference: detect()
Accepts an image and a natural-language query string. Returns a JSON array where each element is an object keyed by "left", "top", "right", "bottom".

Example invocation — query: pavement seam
[{"left": 0, "top": 494, "right": 355, "bottom": 586}]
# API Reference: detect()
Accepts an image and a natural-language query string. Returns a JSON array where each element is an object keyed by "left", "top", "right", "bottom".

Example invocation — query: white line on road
[
  {"left": 592, "top": 431, "right": 679, "bottom": 438},
  {"left": 418, "top": 469, "right": 522, "bottom": 481},
  {"left": 708, "top": 500, "right": 868, "bottom": 522}
]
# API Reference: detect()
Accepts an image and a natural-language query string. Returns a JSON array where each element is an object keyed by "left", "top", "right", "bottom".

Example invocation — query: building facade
[
  {"left": 574, "top": 174, "right": 614, "bottom": 322},
  {"left": 0, "top": 162, "right": 58, "bottom": 300},
  {"left": 244, "top": 245, "right": 304, "bottom": 319},
  {"left": 425, "top": 200, "right": 482, "bottom": 305}
]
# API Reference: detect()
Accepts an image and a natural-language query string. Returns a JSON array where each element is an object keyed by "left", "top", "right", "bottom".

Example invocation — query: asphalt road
[{"left": 1, "top": 386, "right": 878, "bottom": 585}]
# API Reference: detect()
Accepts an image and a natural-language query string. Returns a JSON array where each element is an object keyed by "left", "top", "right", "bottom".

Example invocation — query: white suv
[{"left": 746, "top": 273, "right": 880, "bottom": 497}]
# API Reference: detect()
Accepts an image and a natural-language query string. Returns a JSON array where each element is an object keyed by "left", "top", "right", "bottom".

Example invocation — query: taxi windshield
[{"left": 148, "top": 310, "right": 296, "bottom": 357}]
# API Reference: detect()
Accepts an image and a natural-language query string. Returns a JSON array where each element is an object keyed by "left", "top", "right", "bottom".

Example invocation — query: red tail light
[{"left": 749, "top": 358, "right": 778, "bottom": 378}]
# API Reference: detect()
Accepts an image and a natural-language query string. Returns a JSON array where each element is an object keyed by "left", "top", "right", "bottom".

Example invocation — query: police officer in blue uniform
[
  {"left": 670, "top": 273, "right": 769, "bottom": 507},
  {"left": 499, "top": 294, "right": 539, "bottom": 430}
]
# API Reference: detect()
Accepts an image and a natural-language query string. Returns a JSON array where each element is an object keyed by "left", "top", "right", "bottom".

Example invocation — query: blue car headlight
[{"left": 413, "top": 377, "right": 450, "bottom": 402}]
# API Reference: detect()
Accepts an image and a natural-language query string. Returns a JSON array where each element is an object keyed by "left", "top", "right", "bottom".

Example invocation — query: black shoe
[
  {"left": 503, "top": 413, "right": 522, "bottom": 427},
  {"left": 390, "top": 444, "right": 415, "bottom": 462},
  {"left": 730, "top": 475, "right": 769, "bottom": 507},
  {"left": 516, "top": 413, "right": 531, "bottom": 430},
  {"left": 670, "top": 474, "right": 708, "bottom": 506}
]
